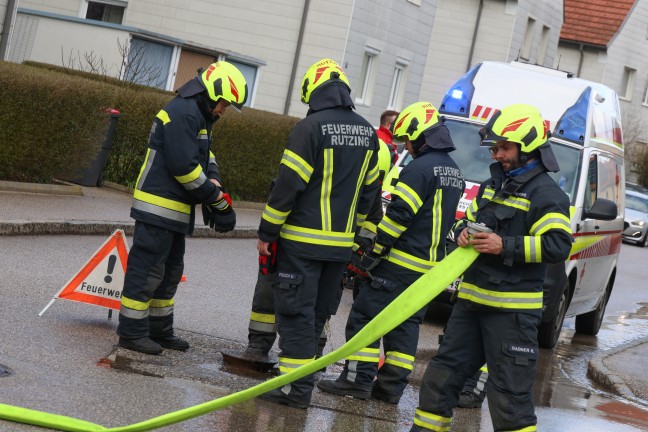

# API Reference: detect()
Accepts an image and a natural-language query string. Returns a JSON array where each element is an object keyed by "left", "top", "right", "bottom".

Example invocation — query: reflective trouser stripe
[
  {"left": 120, "top": 295, "right": 149, "bottom": 319},
  {"left": 249, "top": 311, "right": 276, "bottom": 333},
  {"left": 458, "top": 283, "right": 543, "bottom": 309},
  {"left": 413, "top": 409, "right": 452, "bottom": 431},
  {"left": 384, "top": 351, "right": 415, "bottom": 371},
  {"left": 149, "top": 298, "right": 174, "bottom": 317},
  {"left": 278, "top": 356, "right": 314, "bottom": 374},
  {"left": 346, "top": 347, "right": 380, "bottom": 363},
  {"left": 507, "top": 426, "right": 537, "bottom": 431}
]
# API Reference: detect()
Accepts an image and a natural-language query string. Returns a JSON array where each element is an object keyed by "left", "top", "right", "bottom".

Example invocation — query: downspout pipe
[
  {"left": 577, "top": 43, "right": 584, "bottom": 77},
  {"left": 283, "top": 0, "right": 310, "bottom": 116},
  {"left": 466, "top": 0, "right": 484, "bottom": 72},
  {"left": 0, "top": 0, "right": 19, "bottom": 60}
]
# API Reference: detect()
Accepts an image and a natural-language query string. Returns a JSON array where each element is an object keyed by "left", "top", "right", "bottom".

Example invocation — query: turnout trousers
[
  {"left": 117, "top": 221, "right": 185, "bottom": 340},
  {"left": 273, "top": 244, "right": 346, "bottom": 402},
  {"left": 413, "top": 300, "right": 539, "bottom": 432},
  {"left": 339, "top": 261, "right": 425, "bottom": 398}
]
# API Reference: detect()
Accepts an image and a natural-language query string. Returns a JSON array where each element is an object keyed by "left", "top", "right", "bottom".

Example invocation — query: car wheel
[
  {"left": 575, "top": 279, "right": 611, "bottom": 336},
  {"left": 538, "top": 280, "right": 569, "bottom": 349}
]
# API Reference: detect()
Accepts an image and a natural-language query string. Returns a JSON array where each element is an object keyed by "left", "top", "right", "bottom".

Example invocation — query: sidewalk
[
  {"left": 0, "top": 180, "right": 262, "bottom": 238},
  {"left": 1, "top": 180, "right": 647, "bottom": 408}
]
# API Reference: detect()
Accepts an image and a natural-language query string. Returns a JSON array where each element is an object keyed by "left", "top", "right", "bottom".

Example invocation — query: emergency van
[{"left": 385, "top": 61, "right": 625, "bottom": 349}]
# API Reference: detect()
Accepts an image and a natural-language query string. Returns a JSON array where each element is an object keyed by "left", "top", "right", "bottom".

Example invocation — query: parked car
[
  {"left": 623, "top": 190, "right": 648, "bottom": 247},
  {"left": 626, "top": 182, "right": 648, "bottom": 194}
]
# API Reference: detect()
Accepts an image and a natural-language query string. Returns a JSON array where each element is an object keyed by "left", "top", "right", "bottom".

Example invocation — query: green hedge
[{"left": 0, "top": 61, "right": 299, "bottom": 202}]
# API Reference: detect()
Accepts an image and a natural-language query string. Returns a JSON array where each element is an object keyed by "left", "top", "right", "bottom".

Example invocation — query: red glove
[{"left": 259, "top": 242, "right": 278, "bottom": 275}]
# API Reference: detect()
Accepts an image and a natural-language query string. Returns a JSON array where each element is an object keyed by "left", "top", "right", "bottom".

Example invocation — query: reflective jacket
[
  {"left": 455, "top": 162, "right": 572, "bottom": 314},
  {"left": 131, "top": 95, "right": 221, "bottom": 234},
  {"left": 258, "top": 104, "right": 380, "bottom": 261},
  {"left": 374, "top": 145, "right": 464, "bottom": 275}
]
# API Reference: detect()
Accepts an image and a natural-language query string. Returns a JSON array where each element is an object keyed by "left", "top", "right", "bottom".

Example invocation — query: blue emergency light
[
  {"left": 440, "top": 64, "right": 482, "bottom": 117},
  {"left": 553, "top": 87, "right": 590, "bottom": 145}
]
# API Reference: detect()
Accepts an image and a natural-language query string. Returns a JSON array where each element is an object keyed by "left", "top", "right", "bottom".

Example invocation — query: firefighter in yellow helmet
[
  {"left": 117, "top": 62, "right": 247, "bottom": 355},
  {"left": 410, "top": 104, "right": 572, "bottom": 432},
  {"left": 318, "top": 101, "right": 464, "bottom": 404},
  {"left": 256, "top": 58, "right": 380, "bottom": 408}
]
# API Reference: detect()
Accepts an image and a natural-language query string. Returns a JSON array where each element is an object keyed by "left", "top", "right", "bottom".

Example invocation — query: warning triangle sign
[{"left": 39, "top": 229, "right": 129, "bottom": 316}]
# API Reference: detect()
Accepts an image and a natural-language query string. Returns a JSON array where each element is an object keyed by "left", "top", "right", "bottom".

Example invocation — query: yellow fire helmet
[
  {"left": 200, "top": 61, "right": 248, "bottom": 110},
  {"left": 392, "top": 101, "right": 442, "bottom": 142},
  {"left": 480, "top": 104, "right": 549, "bottom": 153},
  {"left": 300, "top": 58, "right": 351, "bottom": 104}
]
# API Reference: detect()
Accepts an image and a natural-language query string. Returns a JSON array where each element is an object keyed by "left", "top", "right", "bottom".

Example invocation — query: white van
[{"left": 385, "top": 61, "right": 625, "bottom": 348}]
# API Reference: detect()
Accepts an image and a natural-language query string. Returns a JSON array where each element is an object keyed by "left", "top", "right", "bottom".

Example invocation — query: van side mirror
[{"left": 583, "top": 198, "right": 618, "bottom": 221}]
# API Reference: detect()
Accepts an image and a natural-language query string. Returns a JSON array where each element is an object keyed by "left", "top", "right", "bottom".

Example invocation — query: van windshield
[{"left": 398, "top": 120, "right": 580, "bottom": 203}]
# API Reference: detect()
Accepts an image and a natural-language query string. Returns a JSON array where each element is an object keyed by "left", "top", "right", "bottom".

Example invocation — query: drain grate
[{"left": 0, "top": 364, "right": 12, "bottom": 377}]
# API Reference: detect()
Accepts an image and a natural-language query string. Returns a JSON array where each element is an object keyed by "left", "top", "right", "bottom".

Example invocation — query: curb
[
  {"left": 0, "top": 221, "right": 259, "bottom": 238},
  {"left": 0, "top": 180, "right": 83, "bottom": 196},
  {"left": 587, "top": 336, "right": 648, "bottom": 402}
]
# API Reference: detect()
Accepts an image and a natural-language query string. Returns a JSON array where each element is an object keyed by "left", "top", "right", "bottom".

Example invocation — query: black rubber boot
[
  {"left": 317, "top": 378, "right": 372, "bottom": 399},
  {"left": 118, "top": 337, "right": 163, "bottom": 355},
  {"left": 457, "top": 390, "right": 485, "bottom": 408},
  {"left": 150, "top": 335, "right": 189, "bottom": 351},
  {"left": 258, "top": 388, "right": 310, "bottom": 409},
  {"left": 371, "top": 389, "right": 401, "bottom": 404}
]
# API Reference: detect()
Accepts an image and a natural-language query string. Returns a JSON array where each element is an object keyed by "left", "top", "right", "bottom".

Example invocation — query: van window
[
  {"left": 445, "top": 120, "right": 491, "bottom": 183},
  {"left": 546, "top": 142, "right": 581, "bottom": 204},
  {"left": 584, "top": 153, "right": 623, "bottom": 214},
  {"left": 584, "top": 155, "right": 598, "bottom": 210}
]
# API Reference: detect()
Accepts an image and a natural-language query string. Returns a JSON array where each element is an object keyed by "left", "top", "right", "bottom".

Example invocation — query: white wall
[{"left": 9, "top": 11, "right": 128, "bottom": 78}]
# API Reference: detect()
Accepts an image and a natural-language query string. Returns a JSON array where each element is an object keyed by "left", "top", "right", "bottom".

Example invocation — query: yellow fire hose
[{"left": 0, "top": 247, "right": 479, "bottom": 432}]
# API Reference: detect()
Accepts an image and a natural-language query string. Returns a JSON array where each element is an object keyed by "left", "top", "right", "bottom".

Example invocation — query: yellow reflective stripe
[
  {"left": 524, "top": 236, "right": 542, "bottom": 262},
  {"left": 150, "top": 298, "right": 174, "bottom": 308},
  {"left": 133, "top": 189, "right": 191, "bottom": 214},
  {"left": 281, "top": 149, "right": 313, "bottom": 183},
  {"left": 530, "top": 212, "right": 571, "bottom": 235},
  {"left": 373, "top": 243, "right": 386, "bottom": 255},
  {"left": 121, "top": 296, "right": 150, "bottom": 311},
  {"left": 250, "top": 311, "right": 275, "bottom": 324},
  {"left": 262, "top": 204, "right": 290, "bottom": 225},
  {"left": 174, "top": 164, "right": 203, "bottom": 184},
  {"left": 356, "top": 213, "right": 367, "bottom": 227},
  {"left": 430, "top": 189, "right": 442, "bottom": 262},
  {"left": 135, "top": 148, "right": 153, "bottom": 190},
  {"left": 197, "top": 128, "right": 208, "bottom": 139},
  {"left": 378, "top": 215, "right": 407, "bottom": 238},
  {"left": 156, "top": 109, "right": 171, "bottom": 125},
  {"left": 278, "top": 356, "right": 314, "bottom": 374},
  {"left": 569, "top": 235, "right": 604, "bottom": 256},
  {"left": 492, "top": 195, "right": 531, "bottom": 211},
  {"left": 320, "top": 149, "right": 334, "bottom": 230},
  {"left": 414, "top": 408, "right": 452, "bottom": 431},
  {"left": 393, "top": 182, "right": 423, "bottom": 213},
  {"left": 385, "top": 248, "right": 437, "bottom": 273},
  {"left": 384, "top": 351, "right": 415, "bottom": 370},
  {"left": 466, "top": 198, "right": 478, "bottom": 222},
  {"left": 510, "top": 426, "right": 537, "bottom": 432},
  {"left": 280, "top": 224, "right": 354, "bottom": 247},
  {"left": 361, "top": 221, "right": 377, "bottom": 234},
  {"left": 364, "top": 156, "right": 379, "bottom": 185},
  {"left": 482, "top": 187, "right": 495, "bottom": 200},
  {"left": 458, "top": 282, "right": 543, "bottom": 309},
  {"left": 347, "top": 151, "right": 372, "bottom": 232},
  {"left": 480, "top": 364, "right": 488, "bottom": 373},
  {"left": 347, "top": 347, "right": 380, "bottom": 362}
]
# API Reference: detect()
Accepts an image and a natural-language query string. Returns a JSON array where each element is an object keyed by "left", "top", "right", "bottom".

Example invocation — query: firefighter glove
[{"left": 202, "top": 199, "right": 237, "bottom": 233}]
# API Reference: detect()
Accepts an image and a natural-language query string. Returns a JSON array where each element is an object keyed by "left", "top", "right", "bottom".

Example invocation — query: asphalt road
[{"left": 1, "top": 236, "right": 647, "bottom": 431}]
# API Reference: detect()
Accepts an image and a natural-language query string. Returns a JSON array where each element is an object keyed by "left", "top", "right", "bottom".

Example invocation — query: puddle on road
[{"left": 533, "top": 304, "right": 648, "bottom": 430}]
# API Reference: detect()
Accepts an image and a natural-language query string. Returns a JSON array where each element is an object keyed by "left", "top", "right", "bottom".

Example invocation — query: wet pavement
[{"left": 1, "top": 181, "right": 648, "bottom": 431}]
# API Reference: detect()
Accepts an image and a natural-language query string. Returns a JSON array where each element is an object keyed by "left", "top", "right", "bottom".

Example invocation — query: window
[
  {"left": 537, "top": 25, "right": 550, "bottom": 65},
  {"left": 387, "top": 58, "right": 408, "bottom": 110},
  {"left": 355, "top": 50, "right": 377, "bottom": 105},
  {"left": 85, "top": 1, "right": 126, "bottom": 25},
  {"left": 226, "top": 59, "right": 257, "bottom": 108},
  {"left": 620, "top": 66, "right": 636, "bottom": 100},
  {"left": 520, "top": 17, "right": 536, "bottom": 60}
]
